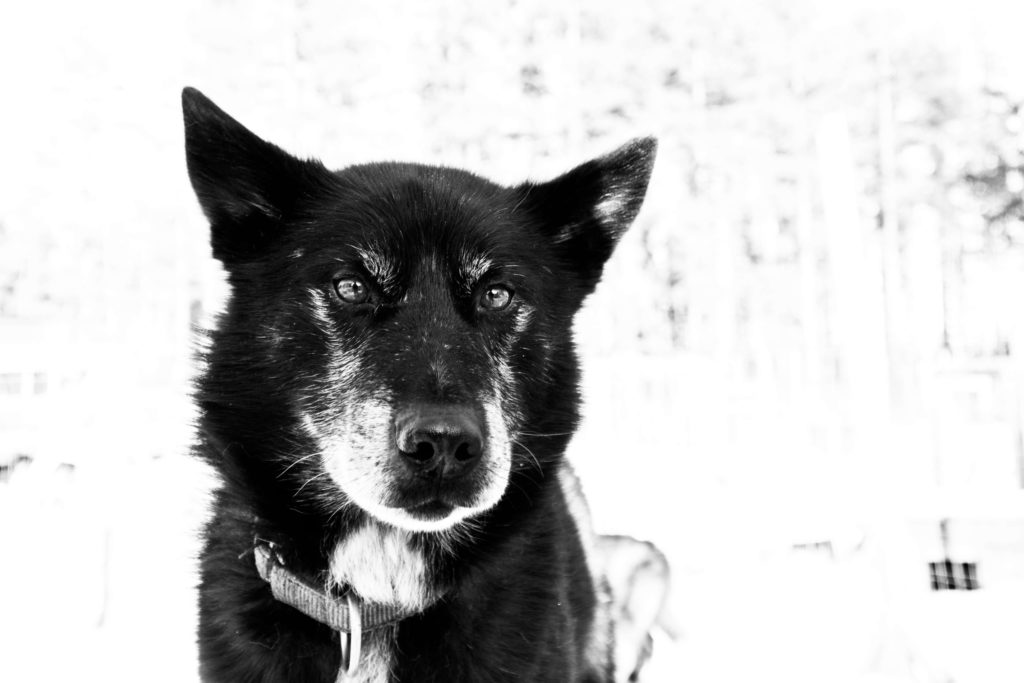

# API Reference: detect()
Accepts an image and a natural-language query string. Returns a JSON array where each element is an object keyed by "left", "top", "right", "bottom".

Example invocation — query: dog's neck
[
  {"left": 328, "top": 520, "right": 438, "bottom": 611},
  {"left": 252, "top": 513, "right": 443, "bottom": 612}
]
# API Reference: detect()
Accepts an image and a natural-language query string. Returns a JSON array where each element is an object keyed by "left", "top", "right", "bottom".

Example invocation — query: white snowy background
[{"left": 2, "top": 0, "right": 1024, "bottom": 681}]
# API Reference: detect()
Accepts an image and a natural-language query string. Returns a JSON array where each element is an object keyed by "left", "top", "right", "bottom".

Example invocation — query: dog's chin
[
  {"left": 406, "top": 500, "right": 457, "bottom": 522},
  {"left": 339, "top": 481, "right": 509, "bottom": 533},
  {"left": 378, "top": 503, "right": 476, "bottom": 532},
  {"left": 348, "top": 497, "right": 481, "bottom": 533}
]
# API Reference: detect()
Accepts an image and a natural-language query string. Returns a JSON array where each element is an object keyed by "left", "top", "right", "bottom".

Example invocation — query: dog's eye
[
  {"left": 333, "top": 276, "right": 370, "bottom": 304},
  {"left": 479, "top": 284, "right": 514, "bottom": 312}
]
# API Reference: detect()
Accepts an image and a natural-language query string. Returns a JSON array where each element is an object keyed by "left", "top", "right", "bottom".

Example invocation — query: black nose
[{"left": 395, "top": 405, "right": 483, "bottom": 478}]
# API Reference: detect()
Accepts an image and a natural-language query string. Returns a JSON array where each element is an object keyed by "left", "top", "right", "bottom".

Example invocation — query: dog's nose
[{"left": 395, "top": 405, "right": 483, "bottom": 478}]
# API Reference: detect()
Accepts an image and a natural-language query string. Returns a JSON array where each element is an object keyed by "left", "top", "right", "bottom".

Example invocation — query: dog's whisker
[
  {"left": 510, "top": 438, "right": 544, "bottom": 476},
  {"left": 295, "top": 471, "right": 331, "bottom": 497},
  {"left": 276, "top": 451, "right": 323, "bottom": 478},
  {"left": 325, "top": 499, "right": 355, "bottom": 527},
  {"left": 516, "top": 431, "right": 574, "bottom": 438}
]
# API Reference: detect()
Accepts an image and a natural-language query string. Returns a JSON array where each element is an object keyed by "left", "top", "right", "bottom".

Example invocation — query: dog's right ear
[{"left": 182, "top": 87, "right": 329, "bottom": 265}]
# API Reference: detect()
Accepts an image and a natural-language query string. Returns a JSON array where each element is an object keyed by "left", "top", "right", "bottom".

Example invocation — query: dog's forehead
[{"left": 301, "top": 164, "right": 532, "bottom": 272}]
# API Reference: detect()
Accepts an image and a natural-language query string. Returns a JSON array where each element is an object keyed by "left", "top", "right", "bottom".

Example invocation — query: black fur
[{"left": 183, "top": 87, "right": 656, "bottom": 682}]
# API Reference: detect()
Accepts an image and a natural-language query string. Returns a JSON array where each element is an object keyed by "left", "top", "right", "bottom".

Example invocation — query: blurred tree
[{"left": 964, "top": 89, "right": 1024, "bottom": 246}]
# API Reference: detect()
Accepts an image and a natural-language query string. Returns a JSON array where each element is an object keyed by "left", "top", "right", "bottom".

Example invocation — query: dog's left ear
[{"left": 517, "top": 138, "right": 657, "bottom": 289}]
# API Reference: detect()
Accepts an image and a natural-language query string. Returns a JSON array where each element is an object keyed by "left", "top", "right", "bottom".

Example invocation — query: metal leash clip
[{"left": 337, "top": 591, "right": 362, "bottom": 680}]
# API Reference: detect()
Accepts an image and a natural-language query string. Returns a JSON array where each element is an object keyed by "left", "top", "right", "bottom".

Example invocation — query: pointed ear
[
  {"left": 516, "top": 138, "right": 657, "bottom": 289},
  {"left": 181, "top": 87, "right": 329, "bottom": 265}
]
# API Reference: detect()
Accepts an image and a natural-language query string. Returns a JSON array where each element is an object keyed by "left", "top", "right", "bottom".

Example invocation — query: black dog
[{"left": 182, "top": 87, "right": 657, "bottom": 682}]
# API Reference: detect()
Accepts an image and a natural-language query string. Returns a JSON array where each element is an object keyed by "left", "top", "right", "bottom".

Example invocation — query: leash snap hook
[{"left": 337, "top": 592, "right": 362, "bottom": 680}]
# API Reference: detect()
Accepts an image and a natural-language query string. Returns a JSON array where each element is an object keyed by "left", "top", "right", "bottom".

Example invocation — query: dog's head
[{"left": 184, "top": 88, "right": 655, "bottom": 533}]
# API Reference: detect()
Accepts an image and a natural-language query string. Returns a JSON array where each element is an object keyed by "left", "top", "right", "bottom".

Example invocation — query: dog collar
[{"left": 254, "top": 541, "right": 414, "bottom": 677}]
